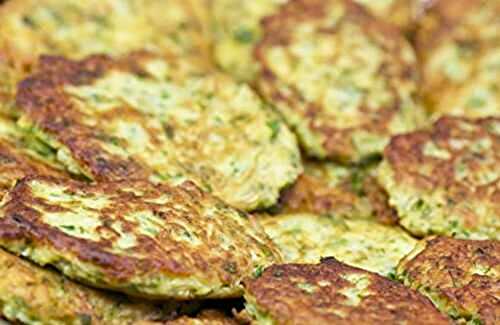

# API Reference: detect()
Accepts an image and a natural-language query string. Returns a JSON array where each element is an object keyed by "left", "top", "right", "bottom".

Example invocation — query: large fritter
[
  {"left": 260, "top": 213, "right": 416, "bottom": 276},
  {"left": 416, "top": 0, "right": 500, "bottom": 118},
  {"left": 16, "top": 54, "right": 302, "bottom": 210},
  {"left": 377, "top": 116, "right": 500, "bottom": 239},
  {"left": 397, "top": 237, "right": 500, "bottom": 325},
  {"left": 0, "top": 176, "right": 281, "bottom": 299},
  {"left": 243, "top": 258, "right": 450, "bottom": 324},
  {"left": 279, "top": 160, "right": 398, "bottom": 224},
  {"left": 255, "top": 0, "right": 425, "bottom": 163},
  {"left": 0, "top": 249, "right": 175, "bottom": 324},
  {"left": 0, "top": 0, "right": 209, "bottom": 68}
]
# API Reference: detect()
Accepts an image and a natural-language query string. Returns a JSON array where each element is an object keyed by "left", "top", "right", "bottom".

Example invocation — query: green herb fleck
[
  {"left": 253, "top": 265, "right": 264, "bottom": 278},
  {"left": 234, "top": 28, "right": 254, "bottom": 43},
  {"left": 466, "top": 96, "right": 486, "bottom": 109},
  {"left": 267, "top": 120, "right": 280, "bottom": 141}
]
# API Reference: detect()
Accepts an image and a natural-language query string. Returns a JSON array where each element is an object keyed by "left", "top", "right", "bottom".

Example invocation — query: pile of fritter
[{"left": 0, "top": 0, "right": 498, "bottom": 324}]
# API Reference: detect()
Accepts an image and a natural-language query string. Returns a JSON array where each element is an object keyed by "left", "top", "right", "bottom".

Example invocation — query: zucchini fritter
[
  {"left": 255, "top": 0, "right": 426, "bottom": 163},
  {"left": 16, "top": 54, "right": 302, "bottom": 210},
  {"left": 0, "top": 176, "right": 281, "bottom": 299},
  {"left": 377, "top": 116, "right": 500, "bottom": 239},
  {"left": 0, "top": 249, "right": 176, "bottom": 325},
  {"left": 397, "top": 237, "right": 500, "bottom": 325},
  {"left": 279, "top": 160, "right": 398, "bottom": 224},
  {"left": 260, "top": 213, "right": 416, "bottom": 276},
  {"left": 416, "top": 0, "right": 500, "bottom": 118},
  {"left": 243, "top": 258, "right": 450, "bottom": 324},
  {"left": 0, "top": 0, "right": 209, "bottom": 68}
]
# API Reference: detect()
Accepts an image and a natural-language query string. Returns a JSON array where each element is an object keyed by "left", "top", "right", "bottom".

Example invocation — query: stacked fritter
[{"left": 0, "top": 0, "right": 498, "bottom": 324}]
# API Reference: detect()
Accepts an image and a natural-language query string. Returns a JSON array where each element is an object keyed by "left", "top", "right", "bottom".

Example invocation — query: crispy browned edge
[
  {"left": 398, "top": 237, "right": 500, "bottom": 325},
  {"left": 254, "top": 0, "right": 418, "bottom": 161},
  {"left": 244, "top": 257, "right": 450, "bottom": 324},
  {"left": 383, "top": 116, "right": 500, "bottom": 213},
  {"left": 16, "top": 54, "right": 163, "bottom": 181}
]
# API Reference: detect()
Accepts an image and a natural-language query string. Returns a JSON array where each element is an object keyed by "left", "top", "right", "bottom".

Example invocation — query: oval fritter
[
  {"left": 0, "top": 176, "right": 281, "bottom": 299},
  {"left": 397, "top": 237, "right": 500, "bottom": 325},
  {"left": 416, "top": 0, "right": 500, "bottom": 118},
  {"left": 0, "top": 249, "right": 178, "bottom": 325},
  {"left": 243, "top": 258, "right": 450, "bottom": 324},
  {"left": 260, "top": 213, "right": 416, "bottom": 276},
  {"left": 16, "top": 54, "right": 302, "bottom": 211},
  {"left": 279, "top": 160, "right": 398, "bottom": 224},
  {"left": 377, "top": 116, "right": 500, "bottom": 239},
  {"left": 255, "top": 0, "right": 426, "bottom": 163},
  {"left": 0, "top": 0, "right": 210, "bottom": 68}
]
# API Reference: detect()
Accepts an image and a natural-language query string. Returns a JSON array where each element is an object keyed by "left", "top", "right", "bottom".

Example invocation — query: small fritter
[
  {"left": 0, "top": 176, "right": 281, "bottom": 299},
  {"left": 355, "top": 0, "right": 415, "bottom": 31},
  {"left": 243, "top": 258, "right": 450, "bottom": 324},
  {"left": 279, "top": 160, "right": 398, "bottom": 224},
  {"left": 0, "top": 0, "right": 210, "bottom": 68},
  {"left": 261, "top": 213, "right": 417, "bottom": 276},
  {"left": 397, "top": 237, "right": 500, "bottom": 325},
  {"left": 416, "top": 0, "right": 500, "bottom": 118},
  {"left": 255, "top": 0, "right": 425, "bottom": 163},
  {"left": 0, "top": 249, "right": 177, "bottom": 324},
  {"left": 377, "top": 116, "right": 500, "bottom": 239},
  {"left": 165, "top": 310, "right": 238, "bottom": 325},
  {"left": 16, "top": 54, "right": 302, "bottom": 210},
  {"left": 211, "top": 0, "right": 287, "bottom": 82}
]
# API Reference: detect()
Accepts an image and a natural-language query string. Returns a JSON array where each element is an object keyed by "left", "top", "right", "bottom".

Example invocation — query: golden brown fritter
[
  {"left": 0, "top": 249, "right": 178, "bottom": 324},
  {"left": 397, "top": 237, "right": 500, "bottom": 325},
  {"left": 378, "top": 116, "right": 500, "bottom": 239},
  {"left": 279, "top": 161, "right": 398, "bottom": 224},
  {"left": 415, "top": 0, "right": 500, "bottom": 118},
  {"left": 0, "top": 176, "right": 281, "bottom": 299},
  {"left": 16, "top": 53, "right": 302, "bottom": 211},
  {"left": 255, "top": 0, "right": 426, "bottom": 163},
  {"left": 243, "top": 258, "right": 450, "bottom": 324},
  {"left": 0, "top": 0, "right": 210, "bottom": 69}
]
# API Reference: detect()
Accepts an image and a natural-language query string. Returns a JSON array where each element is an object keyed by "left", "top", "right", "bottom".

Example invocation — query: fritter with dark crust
[
  {"left": 243, "top": 258, "right": 450, "bottom": 324},
  {"left": 16, "top": 54, "right": 301, "bottom": 211},
  {"left": 279, "top": 160, "right": 397, "bottom": 224},
  {"left": 416, "top": 0, "right": 500, "bottom": 118},
  {"left": 0, "top": 176, "right": 281, "bottom": 299},
  {"left": 0, "top": 249, "right": 177, "bottom": 325},
  {"left": 0, "top": 0, "right": 210, "bottom": 68},
  {"left": 397, "top": 237, "right": 500, "bottom": 325},
  {"left": 378, "top": 116, "right": 500, "bottom": 239},
  {"left": 255, "top": 0, "right": 426, "bottom": 163}
]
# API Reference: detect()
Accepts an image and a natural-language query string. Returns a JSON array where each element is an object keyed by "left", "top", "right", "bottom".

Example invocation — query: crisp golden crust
[
  {"left": 244, "top": 258, "right": 450, "bottom": 324},
  {"left": 0, "top": 0, "right": 210, "bottom": 68},
  {"left": 397, "top": 237, "right": 500, "bottom": 325},
  {"left": 255, "top": 0, "right": 425, "bottom": 163},
  {"left": 379, "top": 116, "right": 500, "bottom": 239},
  {"left": 279, "top": 161, "right": 398, "bottom": 224},
  {"left": 416, "top": 0, "right": 500, "bottom": 118},
  {"left": 0, "top": 176, "right": 281, "bottom": 299},
  {"left": 0, "top": 249, "right": 176, "bottom": 324},
  {"left": 16, "top": 54, "right": 301, "bottom": 210}
]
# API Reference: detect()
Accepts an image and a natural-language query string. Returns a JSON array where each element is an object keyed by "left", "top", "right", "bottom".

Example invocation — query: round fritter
[
  {"left": 16, "top": 54, "right": 302, "bottom": 211},
  {"left": 0, "top": 176, "right": 281, "bottom": 299},
  {"left": 0, "top": 249, "right": 178, "bottom": 325},
  {"left": 355, "top": 0, "right": 415, "bottom": 31},
  {"left": 165, "top": 310, "right": 238, "bottom": 325},
  {"left": 255, "top": 0, "right": 426, "bottom": 163},
  {"left": 397, "top": 237, "right": 500, "bottom": 325},
  {"left": 416, "top": 0, "right": 500, "bottom": 118},
  {"left": 0, "top": 0, "right": 209, "bottom": 68},
  {"left": 377, "top": 116, "right": 500, "bottom": 239},
  {"left": 243, "top": 258, "right": 450, "bottom": 324},
  {"left": 211, "top": 0, "right": 287, "bottom": 82},
  {"left": 260, "top": 213, "right": 416, "bottom": 276},
  {"left": 279, "top": 160, "right": 398, "bottom": 224}
]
